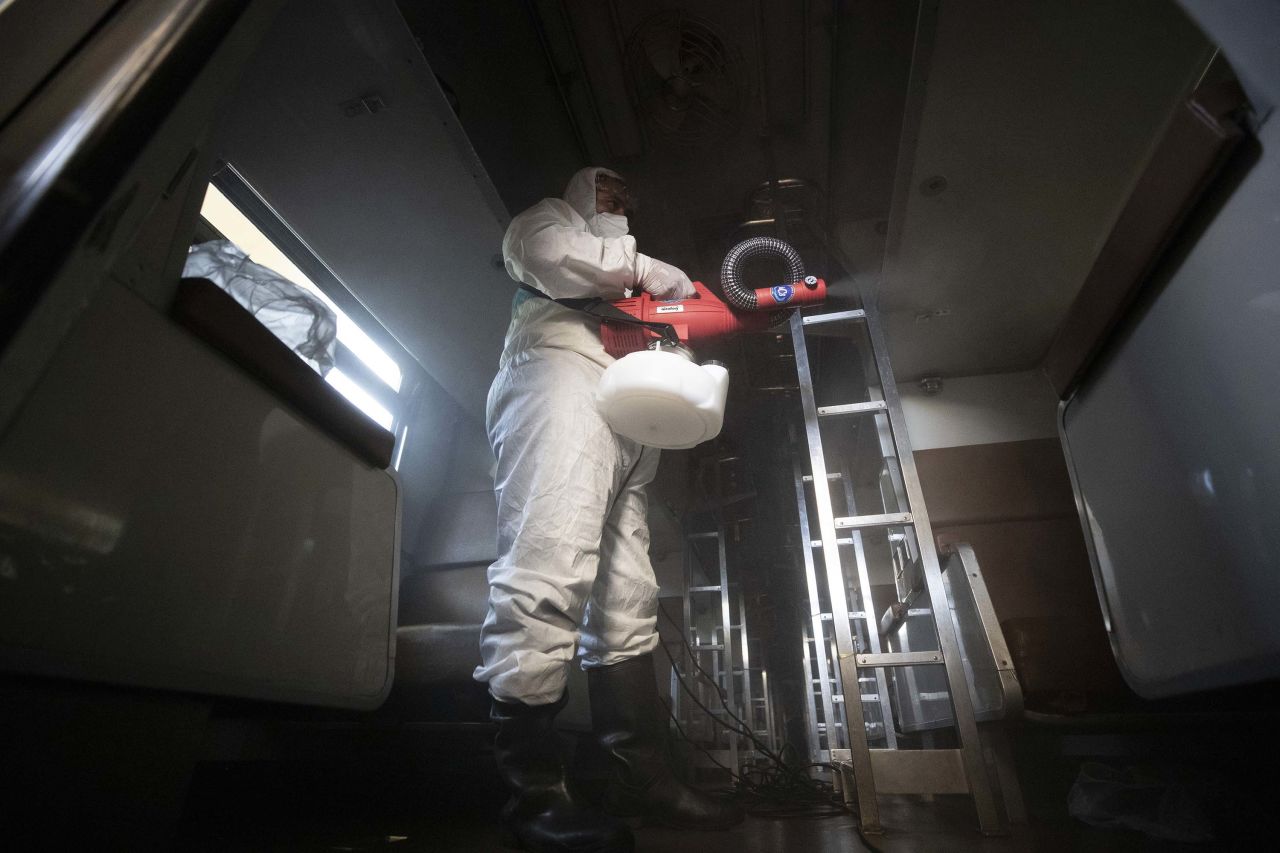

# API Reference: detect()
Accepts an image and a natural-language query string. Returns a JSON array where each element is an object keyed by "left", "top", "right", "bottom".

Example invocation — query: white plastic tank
[{"left": 595, "top": 347, "right": 729, "bottom": 450}]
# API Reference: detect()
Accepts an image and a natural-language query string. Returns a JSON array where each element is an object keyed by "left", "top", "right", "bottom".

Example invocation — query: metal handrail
[{"left": 0, "top": 0, "right": 257, "bottom": 353}]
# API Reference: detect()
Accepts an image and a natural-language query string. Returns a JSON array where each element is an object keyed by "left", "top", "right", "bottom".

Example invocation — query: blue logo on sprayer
[{"left": 771, "top": 284, "right": 795, "bottom": 304}]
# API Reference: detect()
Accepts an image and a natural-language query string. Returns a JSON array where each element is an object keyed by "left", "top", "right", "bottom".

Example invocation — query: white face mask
[{"left": 589, "top": 212, "right": 629, "bottom": 239}]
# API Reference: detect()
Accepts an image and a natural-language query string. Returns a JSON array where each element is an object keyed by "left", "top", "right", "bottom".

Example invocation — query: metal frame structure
[
  {"left": 788, "top": 304, "right": 1002, "bottom": 835},
  {"left": 945, "top": 544, "right": 1027, "bottom": 825},
  {"left": 678, "top": 528, "right": 737, "bottom": 771},
  {"left": 673, "top": 524, "right": 780, "bottom": 774},
  {"left": 682, "top": 526, "right": 743, "bottom": 771}
]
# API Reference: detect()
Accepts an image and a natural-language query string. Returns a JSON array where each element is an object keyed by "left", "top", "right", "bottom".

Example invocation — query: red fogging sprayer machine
[
  {"left": 597, "top": 236, "right": 826, "bottom": 358},
  {"left": 527, "top": 237, "right": 827, "bottom": 449}
]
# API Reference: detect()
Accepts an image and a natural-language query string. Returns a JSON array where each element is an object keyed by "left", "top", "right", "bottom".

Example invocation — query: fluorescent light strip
[
  {"left": 325, "top": 369, "right": 394, "bottom": 430},
  {"left": 392, "top": 424, "right": 410, "bottom": 471}
]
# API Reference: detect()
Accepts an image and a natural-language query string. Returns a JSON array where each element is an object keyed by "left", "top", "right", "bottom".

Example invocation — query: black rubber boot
[
  {"left": 588, "top": 653, "right": 745, "bottom": 830},
  {"left": 491, "top": 693, "right": 634, "bottom": 853}
]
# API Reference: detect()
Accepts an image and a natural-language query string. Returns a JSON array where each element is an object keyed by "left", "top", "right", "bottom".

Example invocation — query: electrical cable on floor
[
  {"left": 655, "top": 600, "right": 885, "bottom": 852},
  {"left": 658, "top": 601, "right": 808, "bottom": 767},
  {"left": 655, "top": 633, "right": 839, "bottom": 811}
]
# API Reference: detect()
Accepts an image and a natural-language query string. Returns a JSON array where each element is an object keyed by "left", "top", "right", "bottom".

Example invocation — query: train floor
[{"left": 169, "top": 722, "right": 1264, "bottom": 852}]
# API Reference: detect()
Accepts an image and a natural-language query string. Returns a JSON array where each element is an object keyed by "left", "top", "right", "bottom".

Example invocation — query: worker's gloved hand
[{"left": 635, "top": 254, "right": 696, "bottom": 301}]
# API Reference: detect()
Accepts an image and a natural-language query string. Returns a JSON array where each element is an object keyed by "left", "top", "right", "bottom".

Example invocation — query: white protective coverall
[{"left": 474, "top": 167, "right": 690, "bottom": 705}]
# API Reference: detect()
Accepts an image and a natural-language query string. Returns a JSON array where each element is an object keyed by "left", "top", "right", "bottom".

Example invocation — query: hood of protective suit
[{"left": 564, "top": 166, "right": 628, "bottom": 238}]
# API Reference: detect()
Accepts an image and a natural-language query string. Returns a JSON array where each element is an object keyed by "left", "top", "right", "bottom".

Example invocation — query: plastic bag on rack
[{"left": 183, "top": 239, "right": 337, "bottom": 375}]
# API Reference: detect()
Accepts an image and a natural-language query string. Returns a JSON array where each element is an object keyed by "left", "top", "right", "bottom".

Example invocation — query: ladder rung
[
  {"left": 834, "top": 512, "right": 913, "bottom": 530},
  {"left": 686, "top": 532, "right": 720, "bottom": 540},
  {"left": 688, "top": 585, "right": 722, "bottom": 592},
  {"left": 810, "top": 538, "right": 854, "bottom": 548},
  {"left": 818, "top": 611, "right": 867, "bottom": 621},
  {"left": 827, "top": 749, "right": 970, "bottom": 796},
  {"left": 802, "top": 309, "right": 866, "bottom": 326},
  {"left": 831, "top": 694, "right": 883, "bottom": 703},
  {"left": 856, "top": 651, "right": 943, "bottom": 667},
  {"left": 870, "top": 749, "right": 969, "bottom": 795},
  {"left": 691, "top": 644, "right": 726, "bottom": 651},
  {"left": 800, "top": 472, "right": 843, "bottom": 482},
  {"left": 817, "top": 401, "right": 887, "bottom": 417}
]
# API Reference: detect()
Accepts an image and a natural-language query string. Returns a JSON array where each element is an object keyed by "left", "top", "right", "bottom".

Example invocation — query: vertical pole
[
  {"left": 682, "top": 534, "right": 695, "bottom": 740},
  {"left": 717, "top": 527, "right": 738, "bottom": 773},
  {"left": 799, "top": 622, "right": 823, "bottom": 766},
  {"left": 762, "top": 668, "right": 777, "bottom": 753},
  {"left": 737, "top": 589, "right": 755, "bottom": 756}
]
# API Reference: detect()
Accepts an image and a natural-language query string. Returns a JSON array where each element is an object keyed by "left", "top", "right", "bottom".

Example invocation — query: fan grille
[{"left": 624, "top": 12, "right": 742, "bottom": 148}]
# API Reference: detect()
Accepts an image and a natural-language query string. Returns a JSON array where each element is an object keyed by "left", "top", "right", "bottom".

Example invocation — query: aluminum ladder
[
  {"left": 678, "top": 526, "right": 748, "bottom": 772},
  {"left": 788, "top": 304, "right": 1003, "bottom": 835},
  {"left": 675, "top": 525, "right": 780, "bottom": 772},
  {"left": 793, "top": 455, "right": 898, "bottom": 765}
]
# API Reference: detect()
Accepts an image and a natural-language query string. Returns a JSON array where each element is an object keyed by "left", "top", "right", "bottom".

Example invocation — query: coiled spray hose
[{"left": 718, "top": 236, "right": 808, "bottom": 311}]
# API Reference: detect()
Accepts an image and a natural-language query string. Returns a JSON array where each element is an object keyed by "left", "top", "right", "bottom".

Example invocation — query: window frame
[{"left": 203, "top": 162, "right": 419, "bottom": 442}]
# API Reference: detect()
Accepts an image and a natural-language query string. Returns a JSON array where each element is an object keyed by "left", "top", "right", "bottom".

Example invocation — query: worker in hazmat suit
[{"left": 475, "top": 167, "right": 744, "bottom": 852}]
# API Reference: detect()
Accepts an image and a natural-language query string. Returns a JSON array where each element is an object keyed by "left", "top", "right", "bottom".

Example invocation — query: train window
[{"left": 197, "top": 169, "right": 405, "bottom": 434}]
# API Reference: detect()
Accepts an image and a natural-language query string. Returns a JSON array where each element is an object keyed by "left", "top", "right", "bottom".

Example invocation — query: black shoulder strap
[{"left": 517, "top": 283, "right": 680, "bottom": 347}]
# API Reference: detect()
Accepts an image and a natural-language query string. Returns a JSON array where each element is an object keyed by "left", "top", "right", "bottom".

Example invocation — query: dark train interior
[{"left": 2, "top": 1, "right": 1279, "bottom": 850}]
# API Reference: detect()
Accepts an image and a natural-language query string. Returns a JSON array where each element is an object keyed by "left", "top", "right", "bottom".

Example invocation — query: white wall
[{"left": 899, "top": 369, "right": 1058, "bottom": 450}]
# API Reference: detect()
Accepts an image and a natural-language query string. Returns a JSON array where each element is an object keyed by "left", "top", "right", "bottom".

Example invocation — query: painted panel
[
  {"left": 1062, "top": 121, "right": 1280, "bottom": 697},
  {"left": 0, "top": 283, "right": 399, "bottom": 708}
]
